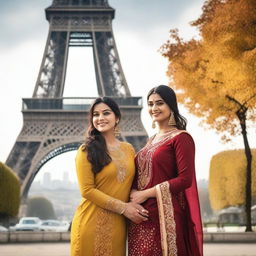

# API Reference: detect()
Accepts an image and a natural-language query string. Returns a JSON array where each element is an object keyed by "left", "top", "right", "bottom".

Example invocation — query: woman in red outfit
[{"left": 128, "top": 85, "right": 203, "bottom": 256}]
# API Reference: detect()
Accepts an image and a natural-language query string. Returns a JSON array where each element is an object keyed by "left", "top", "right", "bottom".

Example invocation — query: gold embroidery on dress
[
  {"left": 156, "top": 181, "right": 177, "bottom": 256},
  {"left": 94, "top": 208, "right": 113, "bottom": 256},
  {"left": 128, "top": 222, "right": 162, "bottom": 256},
  {"left": 105, "top": 198, "right": 126, "bottom": 215},
  {"left": 137, "top": 130, "right": 187, "bottom": 190},
  {"left": 111, "top": 150, "right": 126, "bottom": 183},
  {"left": 109, "top": 143, "right": 128, "bottom": 183}
]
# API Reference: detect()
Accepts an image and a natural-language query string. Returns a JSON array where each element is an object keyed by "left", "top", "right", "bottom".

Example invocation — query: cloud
[
  {"left": 0, "top": 0, "right": 51, "bottom": 48},
  {"left": 110, "top": 0, "right": 195, "bottom": 28},
  {"left": 0, "top": 38, "right": 45, "bottom": 159}
]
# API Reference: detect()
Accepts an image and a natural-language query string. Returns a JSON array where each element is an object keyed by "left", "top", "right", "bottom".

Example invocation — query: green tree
[
  {"left": 0, "top": 162, "right": 20, "bottom": 221},
  {"left": 27, "top": 197, "right": 56, "bottom": 220},
  {"left": 161, "top": 0, "right": 256, "bottom": 231}
]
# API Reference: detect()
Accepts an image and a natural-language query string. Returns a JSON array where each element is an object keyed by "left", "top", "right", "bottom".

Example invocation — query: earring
[
  {"left": 152, "top": 121, "right": 156, "bottom": 129},
  {"left": 114, "top": 125, "right": 121, "bottom": 137},
  {"left": 168, "top": 112, "right": 176, "bottom": 126}
]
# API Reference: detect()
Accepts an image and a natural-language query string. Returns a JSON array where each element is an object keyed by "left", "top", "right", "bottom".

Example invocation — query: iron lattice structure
[{"left": 6, "top": 0, "right": 148, "bottom": 204}]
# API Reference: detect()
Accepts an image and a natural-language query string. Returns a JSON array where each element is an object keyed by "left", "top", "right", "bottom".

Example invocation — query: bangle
[{"left": 120, "top": 203, "right": 127, "bottom": 215}]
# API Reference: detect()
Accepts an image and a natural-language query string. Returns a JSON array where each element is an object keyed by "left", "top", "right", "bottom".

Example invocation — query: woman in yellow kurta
[{"left": 71, "top": 97, "right": 148, "bottom": 256}]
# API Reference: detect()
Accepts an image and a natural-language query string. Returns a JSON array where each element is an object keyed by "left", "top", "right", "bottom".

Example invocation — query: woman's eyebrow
[
  {"left": 93, "top": 108, "right": 112, "bottom": 113},
  {"left": 148, "top": 100, "right": 163, "bottom": 103}
]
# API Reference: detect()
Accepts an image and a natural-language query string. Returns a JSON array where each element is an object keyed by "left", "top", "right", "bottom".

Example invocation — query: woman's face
[
  {"left": 148, "top": 93, "right": 171, "bottom": 124},
  {"left": 92, "top": 103, "right": 118, "bottom": 134}
]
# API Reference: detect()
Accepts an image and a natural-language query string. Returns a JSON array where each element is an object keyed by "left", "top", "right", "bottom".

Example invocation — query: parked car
[
  {"left": 0, "top": 225, "right": 8, "bottom": 232},
  {"left": 12, "top": 217, "right": 42, "bottom": 231},
  {"left": 40, "top": 220, "right": 69, "bottom": 232}
]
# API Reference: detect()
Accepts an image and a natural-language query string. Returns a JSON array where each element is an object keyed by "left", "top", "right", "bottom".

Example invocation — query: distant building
[
  {"left": 43, "top": 172, "right": 51, "bottom": 188},
  {"left": 52, "top": 179, "right": 63, "bottom": 189},
  {"left": 62, "top": 171, "right": 70, "bottom": 186},
  {"left": 29, "top": 169, "right": 80, "bottom": 220},
  {"left": 218, "top": 205, "right": 256, "bottom": 225},
  {"left": 218, "top": 206, "right": 244, "bottom": 225}
]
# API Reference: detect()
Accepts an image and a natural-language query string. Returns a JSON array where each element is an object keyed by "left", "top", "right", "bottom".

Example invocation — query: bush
[
  {"left": 0, "top": 162, "right": 20, "bottom": 218},
  {"left": 209, "top": 149, "right": 256, "bottom": 210},
  {"left": 27, "top": 197, "right": 56, "bottom": 219}
]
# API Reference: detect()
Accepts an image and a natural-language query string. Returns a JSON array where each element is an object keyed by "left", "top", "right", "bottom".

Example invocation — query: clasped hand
[{"left": 123, "top": 202, "right": 148, "bottom": 224}]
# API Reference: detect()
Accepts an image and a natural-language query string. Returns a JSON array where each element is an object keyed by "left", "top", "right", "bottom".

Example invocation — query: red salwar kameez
[{"left": 128, "top": 130, "right": 203, "bottom": 256}]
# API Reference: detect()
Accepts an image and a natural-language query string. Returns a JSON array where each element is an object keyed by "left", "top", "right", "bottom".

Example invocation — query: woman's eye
[
  {"left": 156, "top": 102, "right": 164, "bottom": 106},
  {"left": 93, "top": 113, "right": 99, "bottom": 117},
  {"left": 103, "top": 112, "right": 111, "bottom": 115}
]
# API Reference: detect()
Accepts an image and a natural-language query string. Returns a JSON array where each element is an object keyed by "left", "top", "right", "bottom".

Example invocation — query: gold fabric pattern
[
  {"left": 105, "top": 198, "right": 127, "bottom": 215},
  {"left": 137, "top": 130, "right": 185, "bottom": 190},
  {"left": 110, "top": 150, "right": 127, "bottom": 183},
  {"left": 109, "top": 145, "right": 128, "bottom": 183},
  {"left": 128, "top": 222, "right": 162, "bottom": 256},
  {"left": 94, "top": 209, "right": 113, "bottom": 256},
  {"left": 156, "top": 181, "right": 177, "bottom": 256}
]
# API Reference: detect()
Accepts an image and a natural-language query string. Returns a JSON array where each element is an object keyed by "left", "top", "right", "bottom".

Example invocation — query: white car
[
  {"left": 0, "top": 225, "right": 8, "bottom": 232},
  {"left": 12, "top": 217, "right": 42, "bottom": 231},
  {"left": 40, "top": 220, "right": 69, "bottom": 232}
]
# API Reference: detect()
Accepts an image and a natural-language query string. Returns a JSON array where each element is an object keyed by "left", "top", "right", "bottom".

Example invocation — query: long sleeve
[
  {"left": 75, "top": 146, "right": 126, "bottom": 214},
  {"left": 167, "top": 133, "right": 195, "bottom": 194}
]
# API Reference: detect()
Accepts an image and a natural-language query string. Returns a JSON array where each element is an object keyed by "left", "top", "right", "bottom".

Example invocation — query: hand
[
  {"left": 123, "top": 202, "right": 149, "bottom": 224},
  {"left": 130, "top": 187, "right": 156, "bottom": 204},
  {"left": 130, "top": 190, "right": 148, "bottom": 204}
]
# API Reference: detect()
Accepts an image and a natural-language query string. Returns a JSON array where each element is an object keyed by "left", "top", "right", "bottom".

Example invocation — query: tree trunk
[
  {"left": 227, "top": 95, "right": 253, "bottom": 232},
  {"left": 237, "top": 112, "right": 252, "bottom": 232}
]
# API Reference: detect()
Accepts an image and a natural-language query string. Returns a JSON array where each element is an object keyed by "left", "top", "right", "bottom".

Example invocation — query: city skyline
[{"left": 32, "top": 170, "right": 78, "bottom": 189}]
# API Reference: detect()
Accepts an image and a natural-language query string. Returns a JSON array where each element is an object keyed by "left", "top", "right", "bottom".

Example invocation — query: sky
[{"left": 0, "top": 0, "right": 255, "bottom": 183}]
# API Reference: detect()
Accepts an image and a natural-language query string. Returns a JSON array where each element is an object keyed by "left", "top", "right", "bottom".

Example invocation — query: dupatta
[{"left": 136, "top": 130, "right": 203, "bottom": 256}]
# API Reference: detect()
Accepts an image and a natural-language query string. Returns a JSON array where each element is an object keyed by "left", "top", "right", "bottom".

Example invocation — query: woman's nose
[
  {"left": 152, "top": 103, "right": 158, "bottom": 110},
  {"left": 99, "top": 113, "right": 105, "bottom": 120}
]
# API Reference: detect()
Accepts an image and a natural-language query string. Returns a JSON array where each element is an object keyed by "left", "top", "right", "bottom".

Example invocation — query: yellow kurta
[{"left": 71, "top": 142, "right": 135, "bottom": 256}]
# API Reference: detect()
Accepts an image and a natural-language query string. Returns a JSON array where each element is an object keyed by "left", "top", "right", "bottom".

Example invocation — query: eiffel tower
[{"left": 6, "top": 0, "right": 148, "bottom": 207}]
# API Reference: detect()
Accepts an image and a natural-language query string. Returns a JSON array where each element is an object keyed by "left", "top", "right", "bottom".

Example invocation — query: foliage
[
  {"left": 0, "top": 162, "right": 20, "bottom": 217},
  {"left": 26, "top": 197, "right": 56, "bottom": 220},
  {"left": 161, "top": 0, "right": 256, "bottom": 231},
  {"left": 209, "top": 149, "right": 256, "bottom": 210},
  {"left": 161, "top": 0, "right": 256, "bottom": 138}
]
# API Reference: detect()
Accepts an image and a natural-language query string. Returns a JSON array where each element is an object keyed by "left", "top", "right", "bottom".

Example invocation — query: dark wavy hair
[
  {"left": 83, "top": 97, "right": 121, "bottom": 173},
  {"left": 147, "top": 85, "right": 187, "bottom": 130}
]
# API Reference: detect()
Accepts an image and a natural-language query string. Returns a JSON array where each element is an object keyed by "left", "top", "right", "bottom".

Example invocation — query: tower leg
[{"left": 33, "top": 31, "right": 70, "bottom": 98}]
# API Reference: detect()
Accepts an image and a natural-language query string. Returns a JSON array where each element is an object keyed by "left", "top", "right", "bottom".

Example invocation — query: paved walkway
[{"left": 0, "top": 243, "right": 256, "bottom": 256}]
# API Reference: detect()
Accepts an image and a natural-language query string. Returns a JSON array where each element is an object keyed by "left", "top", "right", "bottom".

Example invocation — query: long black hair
[
  {"left": 147, "top": 85, "right": 187, "bottom": 130},
  {"left": 83, "top": 97, "right": 121, "bottom": 173}
]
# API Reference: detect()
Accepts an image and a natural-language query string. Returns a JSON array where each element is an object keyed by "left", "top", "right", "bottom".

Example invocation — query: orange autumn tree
[{"left": 161, "top": 0, "right": 256, "bottom": 231}]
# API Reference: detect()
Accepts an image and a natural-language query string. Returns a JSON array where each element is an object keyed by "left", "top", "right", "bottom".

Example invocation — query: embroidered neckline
[
  {"left": 107, "top": 141, "right": 122, "bottom": 152},
  {"left": 136, "top": 130, "right": 187, "bottom": 189},
  {"left": 109, "top": 142, "right": 128, "bottom": 183},
  {"left": 151, "top": 129, "right": 179, "bottom": 145}
]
